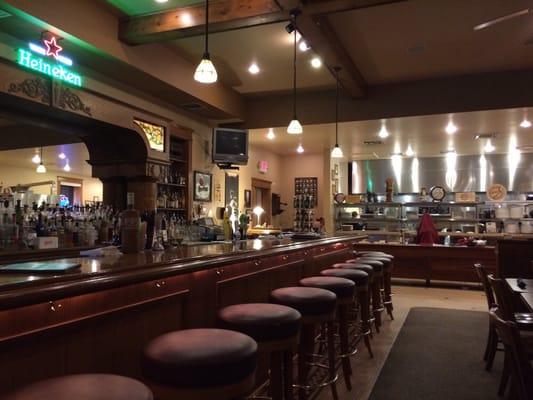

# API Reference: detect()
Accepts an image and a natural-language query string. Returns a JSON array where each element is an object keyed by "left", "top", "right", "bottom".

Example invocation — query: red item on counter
[{"left": 415, "top": 213, "right": 439, "bottom": 245}]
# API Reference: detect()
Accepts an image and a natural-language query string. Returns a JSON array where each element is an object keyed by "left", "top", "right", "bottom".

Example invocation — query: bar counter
[{"left": 0, "top": 235, "right": 364, "bottom": 394}]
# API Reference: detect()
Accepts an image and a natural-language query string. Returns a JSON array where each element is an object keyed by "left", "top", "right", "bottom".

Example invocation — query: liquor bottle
[{"left": 121, "top": 193, "right": 141, "bottom": 253}]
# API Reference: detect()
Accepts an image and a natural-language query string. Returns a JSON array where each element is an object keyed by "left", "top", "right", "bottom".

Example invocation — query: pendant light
[
  {"left": 331, "top": 67, "right": 343, "bottom": 158},
  {"left": 194, "top": 0, "right": 217, "bottom": 84},
  {"left": 36, "top": 147, "right": 46, "bottom": 173},
  {"left": 287, "top": 9, "right": 302, "bottom": 135}
]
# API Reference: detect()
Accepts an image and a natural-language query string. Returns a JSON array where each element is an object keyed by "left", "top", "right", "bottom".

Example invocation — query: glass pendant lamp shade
[
  {"left": 194, "top": 53, "right": 217, "bottom": 83},
  {"left": 331, "top": 145, "right": 343, "bottom": 158},
  {"left": 287, "top": 118, "right": 303, "bottom": 134},
  {"left": 194, "top": 0, "right": 217, "bottom": 84},
  {"left": 36, "top": 163, "right": 46, "bottom": 173}
]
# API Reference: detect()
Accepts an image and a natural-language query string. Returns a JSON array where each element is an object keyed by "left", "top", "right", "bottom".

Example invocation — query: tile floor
[{"left": 316, "top": 283, "right": 487, "bottom": 400}]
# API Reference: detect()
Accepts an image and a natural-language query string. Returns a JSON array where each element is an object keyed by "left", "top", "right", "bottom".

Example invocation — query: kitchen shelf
[
  {"left": 157, "top": 207, "right": 186, "bottom": 212},
  {"left": 157, "top": 182, "right": 187, "bottom": 188}
]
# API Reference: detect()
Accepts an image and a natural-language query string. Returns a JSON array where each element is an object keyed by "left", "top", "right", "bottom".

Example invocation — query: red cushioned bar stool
[
  {"left": 343, "top": 259, "right": 385, "bottom": 331},
  {"left": 217, "top": 303, "right": 301, "bottom": 400},
  {"left": 5, "top": 374, "right": 153, "bottom": 400},
  {"left": 355, "top": 254, "right": 394, "bottom": 320},
  {"left": 319, "top": 268, "right": 373, "bottom": 358},
  {"left": 270, "top": 286, "right": 338, "bottom": 400},
  {"left": 299, "top": 276, "right": 356, "bottom": 392},
  {"left": 142, "top": 328, "right": 258, "bottom": 400}
]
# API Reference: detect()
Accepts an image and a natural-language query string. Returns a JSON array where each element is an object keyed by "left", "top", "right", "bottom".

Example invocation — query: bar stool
[
  {"left": 142, "top": 328, "right": 258, "bottom": 400},
  {"left": 270, "top": 286, "right": 338, "bottom": 400},
  {"left": 344, "top": 258, "right": 385, "bottom": 331},
  {"left": 4, "top": 374, "right": 153, "bottom": 400},
  {"left": 332, "top": 262, "right": 380, "bottom": 332},
  {"left": 355, "top": 254, "right": 394, "bottom": 320},
  {"left": 217, "top": 303, "right": 301, "bottom": 400},
  {"left": 299, "top": 276, "right": 356, "bottom": 391},
  {"left": 319, "top": 268, "right": 373, "bottom": 358}
]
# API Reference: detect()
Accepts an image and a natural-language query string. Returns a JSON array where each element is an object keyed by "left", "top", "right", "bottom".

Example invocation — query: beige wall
[{"left": 0, "top": 164, "right": 102, "bottom": 204}]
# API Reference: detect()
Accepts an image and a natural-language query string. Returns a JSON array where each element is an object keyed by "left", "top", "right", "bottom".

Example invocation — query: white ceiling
[
  {"left": 249, "top": 107, "right": 533, "bottom": 158},
  {"left": 171, "top": 22, "right": 334, "bottom": 94}
]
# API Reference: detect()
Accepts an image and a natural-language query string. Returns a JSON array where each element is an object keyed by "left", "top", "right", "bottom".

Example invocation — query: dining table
[{"left": 504, "top": 278, "right": 533, "bottom": 312}]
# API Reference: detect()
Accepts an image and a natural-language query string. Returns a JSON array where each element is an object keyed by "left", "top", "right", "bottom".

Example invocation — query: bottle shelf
[{"left": 157, "top": 182, "right": 187, "bottom": 188}]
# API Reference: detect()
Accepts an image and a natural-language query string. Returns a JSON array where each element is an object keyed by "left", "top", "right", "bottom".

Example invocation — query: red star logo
[{"left": 43, "top": 36, "right": 63, "bottom": 59}]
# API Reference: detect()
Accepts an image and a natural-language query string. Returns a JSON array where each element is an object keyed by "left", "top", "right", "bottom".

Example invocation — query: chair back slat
[
  {"left": 489, "top": 310, "right": 533, "bottom": 400},
  {"left": 487, "top": 275, "right": 516, "bottom": 322},
  {"left": 474, "top": 263, "right": 496, "bottom": 310}
]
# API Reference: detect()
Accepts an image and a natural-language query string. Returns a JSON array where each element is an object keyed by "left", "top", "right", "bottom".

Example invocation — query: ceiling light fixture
[
  {"left": 310, "top": 57, "right": 322, "bottom": 69},
  {"left": 484, "top": 139, "right": 495, "bottom": 153},
  {"left": 155, "top": 0, "right": 169, "bottom": 3},
  {"left": 248, "top": 62, "right": 260, "bottom": 75},
  {"left": 194, "top": 0, "right": 217, "bottom": 84},
  {"left": 520, "top": 118, "right": 532, "bottom": 128},
  {"left": 31, "top": 151, "right": 41, "bottom": 164},
  {"left": 445, "top": 120, "right": 458, "bottom": 135},
  {"left": 63, "top": 159, "right": 71, "bottom": 172},
  {"left": 58, "top": 152, "right": 66, "bottom": 160},
  {"left": 299, "top": 40, "right": 310, "bottom": 52},
  {"left": 297, "top": 143, "right": 304, "bottom": 153},
  {"left": 36, "top": 147, "right": 46, "bottom": 173},
  {"left": 378, "top": 121, "right": 389, "bottom": 138},
  {"left": 287, "top": 9, "right": 303, "bottom": 135},
  {"left": 266, "top": 128, "right": 275, "bottom": 140},
  {"left": 405, "top": 145, "right": 415, "bottom": 157},
  {"left": 331, "top": 67, "right": 343, "bottom": 159}
]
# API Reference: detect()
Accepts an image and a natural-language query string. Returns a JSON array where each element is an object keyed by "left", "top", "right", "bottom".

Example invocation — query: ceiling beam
[{"left": 119, "top": 0, "right": 285, "bottom": 45}]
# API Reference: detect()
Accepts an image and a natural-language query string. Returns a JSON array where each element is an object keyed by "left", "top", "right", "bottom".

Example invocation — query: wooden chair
[
  {"left": 487, "top": 275, "right": 533, "bottom": 396},
  {"left": 489, "top": 310, "right": 533, "bottom": 400},
  {"left": 473, "top": 264, "right": 499, "bottom": 371}
]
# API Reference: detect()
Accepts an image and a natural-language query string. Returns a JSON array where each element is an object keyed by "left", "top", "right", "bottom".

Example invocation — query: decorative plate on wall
[{"left": 487, "top": 184, "right": 507, "bottom": 202}]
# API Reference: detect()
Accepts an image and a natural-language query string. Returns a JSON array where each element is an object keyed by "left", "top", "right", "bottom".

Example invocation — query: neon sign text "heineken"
[{"left": 17, "top": 37, "right": 82, "bottom": 87}]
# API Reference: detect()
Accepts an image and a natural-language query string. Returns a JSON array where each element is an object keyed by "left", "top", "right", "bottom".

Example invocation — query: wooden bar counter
[
  {"left": 354, "top": 242, "right": 497, "bottom": 285},
  {"left": 0, "top": 235, "right": 364, "bottom": 395}
]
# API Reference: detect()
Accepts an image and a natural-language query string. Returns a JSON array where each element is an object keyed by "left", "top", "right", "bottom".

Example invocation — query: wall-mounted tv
[{"left": 212, "top": 128, "right": 248, "bottom": 166}]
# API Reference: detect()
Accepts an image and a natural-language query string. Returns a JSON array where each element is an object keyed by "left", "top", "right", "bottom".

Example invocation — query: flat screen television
[{"left": 212, "top": 128, "right": 248, "bottom": 165}]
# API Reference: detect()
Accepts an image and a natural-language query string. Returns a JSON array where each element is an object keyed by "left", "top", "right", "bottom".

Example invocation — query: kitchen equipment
[
  {"left": 521, "top": 220, "right": 533, "bottom": 234},
  {"left": 495, "top": 207, "right": 510, "bottom": 219},
  {"left": 341, "top": 224, "right": 353, "bottom": 231},
  {"left": 509, "top": 205, "right": 524, "bottom": 219},
  {"left": 504, "top": 221, "right": 520, "bottom": 233},
  {"left": 334, "top": 193, "right": 346, "bottom": 204}
]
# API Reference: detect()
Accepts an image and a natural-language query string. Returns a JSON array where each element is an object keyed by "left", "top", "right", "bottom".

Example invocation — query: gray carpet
[{"left": 369, "top": 307, "right": 502, "bottom": 400}]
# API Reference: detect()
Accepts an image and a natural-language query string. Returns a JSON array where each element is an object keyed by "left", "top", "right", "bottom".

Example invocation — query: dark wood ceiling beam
[
  {"left": 303, "top": 0, "right": 407, "bottom": 15},
  {"left": 119, "top": 0, "right": 285, "bottom": 45}
]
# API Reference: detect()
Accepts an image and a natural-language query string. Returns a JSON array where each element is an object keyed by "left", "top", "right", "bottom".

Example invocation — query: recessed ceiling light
[
  {"left": 299, "top": 40, "right": 310, "bottom": 52},
  {"left": 248, "top": 63, "right": 260, "bottom": 74},
  {"left": 31, "top": 153, "right": 41, "bottom": 164},
  {"left": 520, "top": 118, "right": 532, "bottom": 128},
  {"left": 310, "top": 57, "right": 322, "bottom": 68},
  {"left": 63, "top": 159, "right": 71, "bottom": 172},
  {"left": 58, "top": 152, "right": 66, "bottom": 159},
  {"left": 405, "top": 145, "right": 415, "bottom": 157},
  {"left": 155, "top": 0, "right": 169, "bottom": 3},
  {"left": 378, "top": 122, "right": 389, "bottom": 139},
  {"left": 297, "top": 144, "right": 304, "bottom": 153},
  {"left": 445, "top": 121, "right": 457, "bottom": 135},
  {"left": 266, "top": 128, "right": 275, "bottom": 140}
]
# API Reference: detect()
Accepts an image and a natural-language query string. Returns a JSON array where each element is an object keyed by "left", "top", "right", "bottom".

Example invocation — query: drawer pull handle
[
  {"left": 282, "top": 255, "right": 288, "bottom": 261},
  {"left": 155, "top": 281, "right": 166, "bottom": 288},
  {"left": 304, "top": 251, "right": 308, "bottom": 256},
  {"left": 254, "top": 260, "right": 261, "bottom": 266},
  {"left": 49, "top": 301, "right": 62, "bottom": 312},
  {"left": 216, "top": 269, "right": 224, "bottom": 275},
  {"left": 320, "top": 248, "right": 326, "bottom": 252}
]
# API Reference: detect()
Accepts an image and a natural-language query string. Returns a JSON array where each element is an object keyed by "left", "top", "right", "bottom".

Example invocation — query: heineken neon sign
[{"left": 17, "top": 35, "right": 82, "bottom": 87}]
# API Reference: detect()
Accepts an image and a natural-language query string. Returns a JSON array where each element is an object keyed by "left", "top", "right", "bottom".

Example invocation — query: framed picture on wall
[
  {"left": 193, "top": 171, "right": 212, "bottom": 202},
  {"left": 244, "top": 189, "right": 252, "bottom": 208}
]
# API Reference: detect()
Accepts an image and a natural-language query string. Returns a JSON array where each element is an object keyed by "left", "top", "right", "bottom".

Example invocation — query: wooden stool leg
[
  {"left": 383, "top": 270, "right": 394, "bottom": 320},
  {"left": 498, "top": 350, "right": 510, "bottom": 396},
  {"left": 326, "top": 321, "right": 339, "bottom": 400},
  {"left": 283, "top": 349, "right": 294, "bottom": 400},
  {"left": 372, "top": 280, "right": 382, "bottom": 332},
  {"left": 270, "top": 351, "right": 283, "bottom": 400},
  {"left": 338, "top": 304, "right": 352, "bottom": 391},
  {"left": 358, "top": 288, "right": 374, "bottom": 358},
  {"left": 298, "top": 324, "right": 315, "bottom": 400},
  {"left": 485, "top": 325, "right": 498, "bottom": 371}
]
